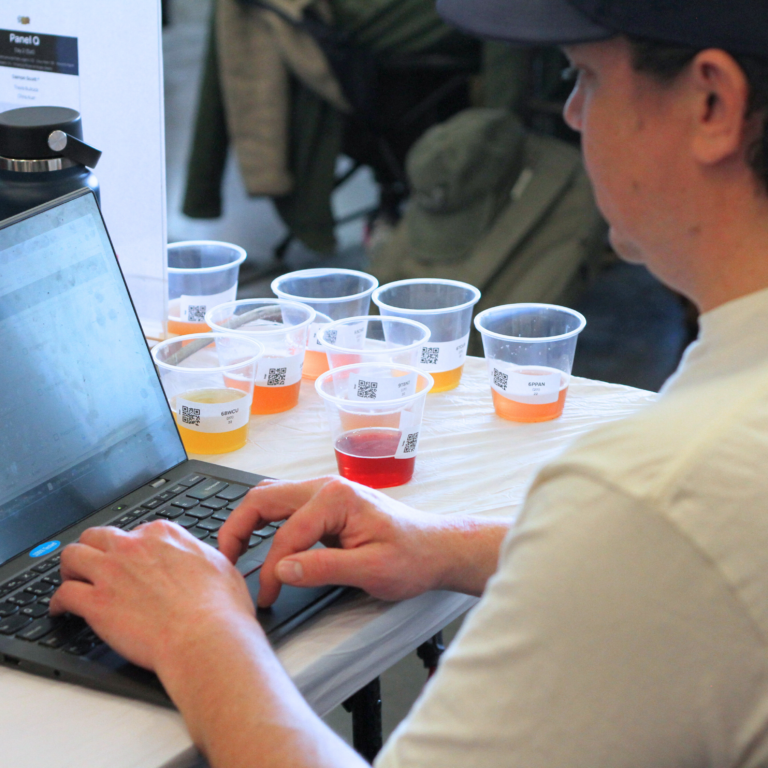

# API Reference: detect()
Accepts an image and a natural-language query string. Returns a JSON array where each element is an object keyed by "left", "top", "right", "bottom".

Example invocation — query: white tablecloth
[{"left": 0, "top": 357, "right": 656, "bottom": 768}]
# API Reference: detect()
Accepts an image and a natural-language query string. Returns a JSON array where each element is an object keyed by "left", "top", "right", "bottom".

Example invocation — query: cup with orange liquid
[
  {"left": 321, "top": 316, "right": 431, "bottom": 370},
  {"left": 474, "top": 304, "right": 586, "bottom": 423},
  {"left": 167, "top": 241, "right": 246, "bottom": 336},
  {"left": 271, "top": 268, "right": 379, "bottom": 381},
  {"left": 372, "top": 279, "right": 481, "bottom": 393},
  {"left": 152, "top": 334, "right": 263, "bottom": 454},
  {"left": 205, "top": 299, "right": 315, "bottom": 415},
  {"left": 303, "top": 311, "right": 333, "bottom": 380},
  {"left": 316, "top": 363, "right": 433, "bottom": 489}
]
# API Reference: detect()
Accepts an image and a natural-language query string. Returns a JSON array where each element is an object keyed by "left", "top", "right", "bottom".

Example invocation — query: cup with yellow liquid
[
  {"left": 271, "top": 268, "right": 379, "bottom": 381},
  {"left": 167, "top": 241, "right": 246, "bottom": 336},
  {"left": 372, "top": 279, "right": 481, "bottom": 393},
  {"left": 474, "top": 304, "right": 586, "bottom": 423},
  {"left": 152, "top": 334, "right": 263, "bottom": 454},
  {"left": 206, "top": 299, "right": 315, "bottom": 415},
  {"left": 321, "top": 316, "right": 431, "bottom": 370}
]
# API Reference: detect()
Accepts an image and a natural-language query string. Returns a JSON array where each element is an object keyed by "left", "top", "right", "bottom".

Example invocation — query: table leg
[
  {"left": 343, "top": 676, "right": 382, "bottom": 763},
  {"left": 416, "top": 630, "right": 445, "bottom": 677}
]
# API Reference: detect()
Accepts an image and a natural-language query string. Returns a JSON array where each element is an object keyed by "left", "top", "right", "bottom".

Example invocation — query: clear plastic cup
[
  {"left": 302, "top": 311, "right": 333, "bottom": 381},
  {"left": 271, "top": 268, "right": 379, "bottom": 380},
  {"left": 167, "top": 241, "right": 247, "bottom": 336},
  {"left": 372, "top": 279, "right": 481, "bottom": 394},
  {"left": 315, "top": 363, "right": 433, "bottom": 489},
  {"left": 474, "top": 303, "right": 586, "bottom": 423},
  {"left": 205, "top": 299, "right": 315, "bottom": 415},
  {"left": 152, "top": 333, "right": 263, "bottom": 454},
  {"left": 321, "top": 316, "right": 431, "bottom": 370}
]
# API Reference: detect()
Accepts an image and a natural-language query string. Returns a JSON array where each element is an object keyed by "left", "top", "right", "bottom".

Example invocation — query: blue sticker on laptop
[{"left": 30, "top": 541, "right": 61, "bottom": 558}]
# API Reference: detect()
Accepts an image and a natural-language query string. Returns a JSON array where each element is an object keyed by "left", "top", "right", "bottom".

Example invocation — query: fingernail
[{"left": 277, "top": 559, "right": 303, "bottom": 584}]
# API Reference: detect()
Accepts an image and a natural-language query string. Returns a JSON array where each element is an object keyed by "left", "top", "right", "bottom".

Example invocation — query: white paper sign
[
  {"left": 347, "top": 372, "right": 417, "bottom": 402},
  {"left": 256, "top": 354, "right": 303, "bottom": 387},
  {"left": 418, "top": 333, "right": 469, "bottom": 373},
  {"left": 180, "top": 285, "right": 237, "bottom": 325},
  {"left": 490, "top": 364, "right": 562, "bottom": 404},
  {"left": 176, "top": 394, "right": 249, "bottom": 433}
]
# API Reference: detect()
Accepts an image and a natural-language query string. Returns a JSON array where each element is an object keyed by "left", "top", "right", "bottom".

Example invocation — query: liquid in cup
[
  {"left": 372, "top": 279, "right": 481, "bottom": 394},
  {"left": 206, "top": 300, "right": 315, "bottom": 415},
  {"left": 474, "top": 304, "right": 586, "bottom": 423},
  {"left": 173, "top": 388, "right": 250, "bottom": 453},
  {"left": 316, "top": 363, "right": 433, "bottom": 489}
]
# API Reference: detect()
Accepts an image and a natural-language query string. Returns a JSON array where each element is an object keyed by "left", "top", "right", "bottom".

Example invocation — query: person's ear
[{"left": 688, "top": 49, "right": 751, "bottom": 166}]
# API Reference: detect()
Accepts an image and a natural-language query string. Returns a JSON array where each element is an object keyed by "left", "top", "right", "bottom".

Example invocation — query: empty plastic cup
[
  {"left": 205, "top": 299, "right": 315, "bottom": 415},
  {"left": 167, "top": 241, "right": 246, "bottom": 336},
  {"left": 321, "top": 316, "right": 431, "bottom": 370},
  {"left": 372, "top": 279, "right": 481, "bottom": 393},
  {"left": 316, "top": 362, "right": 433, "bottom": 489},
  {"left": 152, "top": 334, "right": 263, "bottom": 454},
  {"left": 271, "top": 268, "right": 379, "bottom": 380},
  {"left": 474, "top": 303, "right": 586, "bottom": 423}
]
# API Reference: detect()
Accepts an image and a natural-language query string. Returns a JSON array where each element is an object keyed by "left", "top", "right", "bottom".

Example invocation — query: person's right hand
[{"left": 217, "top": 477, "right": 453, "bottom": 608}]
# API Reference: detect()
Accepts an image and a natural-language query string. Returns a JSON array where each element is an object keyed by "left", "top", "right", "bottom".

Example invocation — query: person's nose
[{"left": 563, "top": 83, "right": 584, "bottom": 132}]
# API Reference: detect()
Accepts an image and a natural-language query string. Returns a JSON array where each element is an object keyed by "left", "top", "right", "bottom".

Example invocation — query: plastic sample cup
[
  {"left": 474, "top": 303, "right": 586, "bottom": 423},
  {"left": 373, "top": 279, "right": 481, "bottom": 394},
  {"left": 206, "top": 299, "right": 315, "bottom": 415},
  {"left": 321, "top": 316, "right": 431, "bottom": 370},
  {"left": 271, "top": 269, "right": 379, "bottom": 380},
  {"left": 315, "top": 363, "right": 433, "bottom": 489},
  {"left": 302, "top": 311, "right": 333, "bottom": 381},
  {"left": 167, "top": 241, "right": 246, "bottom": 336},
  {"left": 152, "top": 334, "right": 263, "bottom": 454}
]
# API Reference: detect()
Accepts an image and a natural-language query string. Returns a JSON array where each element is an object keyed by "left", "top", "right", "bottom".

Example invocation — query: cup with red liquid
[
  {"left": 474, "top": 304, "right": 586, "bottom": 423},
  {"left": 271, "top": 268, "right": 379, "bottom": 381},
  {"left": 315, "top": 363, "right": 433, "bottom": 489},
  {"left": 205, "top": 299, "right": 315, "bottom": 415},
  {"left": 321, "top": 316, "right": 431, "bottom": 370}
]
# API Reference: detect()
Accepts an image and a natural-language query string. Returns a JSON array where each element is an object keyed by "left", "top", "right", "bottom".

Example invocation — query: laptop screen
[{"left": 0, "top": 192, "right": 186, "bottom": 567}]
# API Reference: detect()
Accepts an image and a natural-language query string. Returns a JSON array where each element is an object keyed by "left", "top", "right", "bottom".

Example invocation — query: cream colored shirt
[{"left": 377, "top": 287, "right": 768, "bottom": 768}]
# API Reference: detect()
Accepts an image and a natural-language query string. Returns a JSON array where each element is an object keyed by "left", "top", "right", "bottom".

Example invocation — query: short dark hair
[{"left": 628, "top": 37, "right": 768, "bottom": 193}]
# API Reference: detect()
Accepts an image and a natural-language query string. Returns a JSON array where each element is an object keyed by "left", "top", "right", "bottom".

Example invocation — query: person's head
[{"left": 437, "top": 0, "right": 768, "bottom": 309}]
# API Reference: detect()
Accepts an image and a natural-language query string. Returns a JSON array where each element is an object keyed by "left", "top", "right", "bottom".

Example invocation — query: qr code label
[
  {"left": 181, "top": 405, "right": 201, "bottom": 426},
  {"left": 267, "top": 367, "right": 287, "bottom": 386},
  {"left": 493, "top": 367, "right": 509, "bottom": 391},
  {"left": 420, "top": 346, "right": 439, "bottom": 365},
  {"left": 402, "top": 432, "right": 418, "bottom": 453},
  {"left": 356, "top": 379, "right": 378, "bottom": 399},
  {"left": 187, "top": 304, "right": 207, "bottom": 323},
  {"left": 324, "top": 329, "right": 338, "bottom": 344},
  {"left": 396, "top": 429, "right": 419, "bottom": 458}
]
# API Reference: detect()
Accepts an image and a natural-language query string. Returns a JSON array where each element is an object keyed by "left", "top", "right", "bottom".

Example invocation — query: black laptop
[{"left": 0, "top": 189, "right": 343, "bottom": 705}]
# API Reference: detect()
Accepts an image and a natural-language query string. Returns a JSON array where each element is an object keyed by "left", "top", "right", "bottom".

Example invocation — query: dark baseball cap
[{"left": 437, "top": 0, "right": 768, "bottom": 58}]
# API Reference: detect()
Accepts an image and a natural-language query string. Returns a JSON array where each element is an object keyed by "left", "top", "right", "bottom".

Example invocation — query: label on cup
[
  {"left": 322, "top": 320, "right": 367, "bottom": 350},
  {"left": 395, "top": 410, "right": 420, "bottom": 459},
  {"left": 490, "top": 363, "right": 561, "bottom": 404},
  {"left": 256, "top": 354, "right": 303, "bottom": 387},
  {"left": 179, "top": 285, "right": 237, "bottom": 324},
  {"left": 308, "top": 322, "right": 328, "bottom": 351},
  {"left": 347, "top": 372, "right": 417, "bottom": 401},
  {"left": 176, "top": 394, "right": 249, "bottom": 433},
  {"left": 418, "top": 333, "right": 469, "bottom": 373}
]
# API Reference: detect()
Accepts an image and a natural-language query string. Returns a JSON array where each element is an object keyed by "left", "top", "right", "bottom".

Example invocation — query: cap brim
[{"left": 437, "top": 0, "right": 613, "bottom": 45}]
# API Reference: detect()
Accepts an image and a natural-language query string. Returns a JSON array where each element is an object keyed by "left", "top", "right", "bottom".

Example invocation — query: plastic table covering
[{"left": 0, "top": 356, "right": 656, "bottom": 768}]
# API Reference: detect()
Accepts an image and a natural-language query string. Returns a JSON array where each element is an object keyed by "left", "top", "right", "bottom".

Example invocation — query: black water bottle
[{"left": 0, "top": 106, "right": 102, "bottom": 221}]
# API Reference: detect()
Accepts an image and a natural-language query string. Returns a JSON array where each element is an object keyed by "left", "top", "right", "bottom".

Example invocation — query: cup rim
[
  {"left": 271, "top": 268, "right": 379, "bottom": 304},
  {"left": 205, "top": 299, "right": 316, "bottom": 337},
  {"left": 151, "top": 333, "right": 264, "bottom": 375},
  {"left": 474, "top": 303, "right": 587, "bottom": 343},
  {"left": 315, "top": 362, "right": 434, "bottom": 407},
  {"left": 167, "top": 241, "right": 247, "bottom": 274},
  {"left": 320, "top": 316, "right": 431, "bottom": 354},
  {"left": 372, "top": 278, "right": 482, "bottom": 316}
]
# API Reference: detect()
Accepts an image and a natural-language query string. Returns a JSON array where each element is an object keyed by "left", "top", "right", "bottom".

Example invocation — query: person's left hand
[{"left": 49, "top": 521, "right": 256, "bottom": 673}]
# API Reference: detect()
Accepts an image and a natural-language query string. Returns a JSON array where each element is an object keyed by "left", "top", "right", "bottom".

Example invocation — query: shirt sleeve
[{"left": 375, "top": 473, "right": 768, "bottom": 768}]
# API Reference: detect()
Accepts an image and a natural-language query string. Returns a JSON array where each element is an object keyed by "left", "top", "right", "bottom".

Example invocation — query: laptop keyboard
[{"left": 0, "top": 473, "right": 278, "bottom": 658}]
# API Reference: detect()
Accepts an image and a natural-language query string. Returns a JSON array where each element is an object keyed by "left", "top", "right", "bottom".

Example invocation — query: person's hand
[
  {"left": 218, "top": 477, "right": 452, "bottom": 608},
  {"left": 49, "top": 521, "right": 256, "bottom": 673}
]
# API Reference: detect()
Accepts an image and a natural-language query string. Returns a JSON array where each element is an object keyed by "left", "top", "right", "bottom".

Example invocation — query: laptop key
[
  {"left": 26, "top": 581, "right": 54, "bottom": 597},
  {"left": 39, "top": 616, "right": 86, "bottom": 649},
  {"left": 185, "top": 507, "right": 212, "bottom": 520},
  {"left": 63, "top": 631, "right": 101, "bottom": 657},
  {"left": 190, "top": 528, "right": 209, "bottom": 541},
  {"left": 0, "top": 601, "right": 19, "bottom": 617},
  {"left": 31, "top": 559, "right": 57, "bottom": 574},
  {"left": 248, "top": 534, "right": 263, "bottom": 549},
  {"left": 7, "top": 592, "right": 36, "bottom": 607},
  {"left": 216, "top": 484, "right": 250, "bottom": 502},
  {"left": 156, "top": 506, "right": 184, "bottom": 520},
  {"left": 166, "top": 484, "right": 188, "bottom": 496},
  {"left": 141, "top": 498, "right": 163, "bottom": 510},
  {"left": 0, "top": 614, "right": 32, "bottom": 635},
  {"left": 196, "top": 519, "right": 221, "bottom": 533},
  {"left": 257, "top": 527, "right": 276, "bottom": 539},
  {"left": 200, "top": 497, "right": 228, "bottom": 511},
  {"left": 212, "top": 509, "right": 232, "bottom": 522},
  {"left": 174, "top": 515, "right": 200, "bottom": 529},
  {"left": 177, "top": 473, "right": 206, "bottom": 488},
  {"left": 42, "top": 574, "right": 62, "bottom": 587},
  {"left": 172, "top": 498, "right": 199, "bottom": 510},
  {"left": 186, "top": 480, "right": 228, "bottom": 501},
  {"left": 21, "top": 603, "right": 49, "bottom": 619},
  {"left": 17, "top": 617, "right": 58, "bottom": 642}
]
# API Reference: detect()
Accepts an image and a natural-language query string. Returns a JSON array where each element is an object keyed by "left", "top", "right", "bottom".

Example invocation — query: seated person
[{"left": 51, "top": 1, "right": 768, "bottom": 766}]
